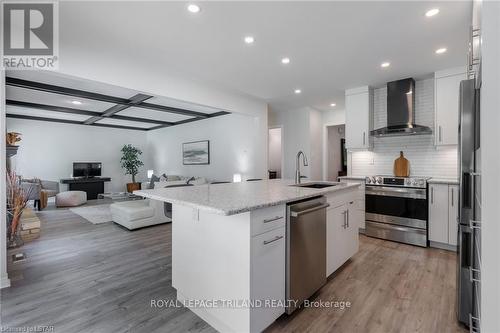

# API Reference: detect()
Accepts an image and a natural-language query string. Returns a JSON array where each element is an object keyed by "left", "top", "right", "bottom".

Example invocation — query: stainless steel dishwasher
[{"left": 286, "top": 196, "right": 329, "bottom": 314}]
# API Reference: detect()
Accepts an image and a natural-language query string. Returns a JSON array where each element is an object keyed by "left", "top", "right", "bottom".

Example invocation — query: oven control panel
[{"left": 365, "top": 176, "right": 428, "bottom": 188}]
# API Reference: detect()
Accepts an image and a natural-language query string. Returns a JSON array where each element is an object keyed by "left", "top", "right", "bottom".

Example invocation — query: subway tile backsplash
[{"left": 349, "top": 78, "right": 458, "bottom": 178}]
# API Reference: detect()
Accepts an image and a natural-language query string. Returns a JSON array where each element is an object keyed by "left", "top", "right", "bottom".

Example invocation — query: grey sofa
[{"left": 21, "top": 180, "right": 60, "bottom": 210}]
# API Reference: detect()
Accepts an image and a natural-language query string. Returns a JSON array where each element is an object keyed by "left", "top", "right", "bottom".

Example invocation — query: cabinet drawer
[
  {"left": 327, "top": 190, "right": 356, "bottom": 209},
  {"left": 250, "top": 227, "right": 285, "bottom": 332},
  {"left": 251, "top": 205, "right": 286, "bottom": 236}
]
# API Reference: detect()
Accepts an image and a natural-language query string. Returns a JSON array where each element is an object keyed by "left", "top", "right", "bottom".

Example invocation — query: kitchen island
[{"left": 136, "top": 179, "right": 361, "bottom": 333}]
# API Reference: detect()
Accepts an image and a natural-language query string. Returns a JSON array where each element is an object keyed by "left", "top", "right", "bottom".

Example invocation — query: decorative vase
[{"left": 7, "top": 214, "right": 24, "bottom": 249}]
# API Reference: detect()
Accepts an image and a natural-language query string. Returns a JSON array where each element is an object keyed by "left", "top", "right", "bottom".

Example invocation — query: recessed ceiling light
[
  {"left": 294, "top": 89, "right": 301, "bottom": 94},
  {"left": 244, "top": 36, "right": 255, "bottom": 44},
  {"left": 381, "top": 62, "right": 390, "bottom": 68},
  {"left": 435, "top": 47, "right": 447, "bottom": 54},
  {"left": 281, "top": 57, "right": 291, "bottom": 65},
  {"left": 71, "top": 100, "right": 82, "bottom": 105},
  {"left": 425, "top": 8, "right": 439, "bottom": 17},
  {"left": 187, "top": 4, "right": 200, "bottom": 13},
  {"left": 330, "top": 103, "right": 336, "bottom": 107}
]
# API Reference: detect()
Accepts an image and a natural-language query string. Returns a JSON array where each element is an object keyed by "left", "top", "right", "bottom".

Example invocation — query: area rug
[{"left": 70, "top": 204, "right": 113, "bottom": 224}]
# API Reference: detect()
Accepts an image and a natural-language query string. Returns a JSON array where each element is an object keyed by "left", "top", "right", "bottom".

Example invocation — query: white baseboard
[
  {"left": 1, "top": 275, "right": 11, "bottom": 289},
  {"left": 429, "top": 241, "right": 457, "bottom": 252}
]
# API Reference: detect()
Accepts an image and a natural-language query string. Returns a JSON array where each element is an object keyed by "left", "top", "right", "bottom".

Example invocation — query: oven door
[{"left": 365, "top": 186, "right": 428, "bottom": 227}]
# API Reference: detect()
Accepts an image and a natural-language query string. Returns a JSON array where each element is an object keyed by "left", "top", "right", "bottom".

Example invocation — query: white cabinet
[
  {"left": 435, "top": 68, "right": 467, "bottom": 146},
  {"left": 250, "top": 205, "right": 285, "bottom": 236},
  {"left": 345, "top": 86, "right": 373, "bottom": 150},
  {"left": 428, "top": 183, "right": 460, "bottom": 248},
  {"left": 250, "top": 226, "right": 285, "bottom": 332},
  {"left": 327, "top": 204, "right": 347, "bottom": 276},
  {"left": 429, "top": 184, "right": 449, "bottom": 243},
  {"left": 326, "top": 189, "right": 360, "bottom": 277},
  {"left": 338, "top": 178, "right": 366, "bottom": 231},
  {"left": 346, "top": 200, "right": 360, "bottom": 256}
]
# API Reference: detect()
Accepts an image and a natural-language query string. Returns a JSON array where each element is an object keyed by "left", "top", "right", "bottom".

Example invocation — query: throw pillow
[
  {"left": 154, "top": 180, "right": 188, "bottom": 189},
  {"left": 166, "top": 175, "right": 181, "bottom": 181},
  {"left": 188, "top": 177, "right": 208, "bottom": 185}
]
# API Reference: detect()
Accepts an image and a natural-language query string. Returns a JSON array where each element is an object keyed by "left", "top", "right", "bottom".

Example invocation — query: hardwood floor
[{"left": 1, "top": 207, "right": 467, "bottom": 333}]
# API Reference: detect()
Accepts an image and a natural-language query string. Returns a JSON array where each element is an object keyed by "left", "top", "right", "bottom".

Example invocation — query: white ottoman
[
  {"left": 110, "top": 199, "right": 170, "bottom": 230},
  {"left": 56, "top": 191, "right": 87, "bottom": 207}
]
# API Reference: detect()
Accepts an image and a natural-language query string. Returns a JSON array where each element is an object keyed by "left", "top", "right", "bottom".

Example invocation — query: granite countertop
[
  {"left": 428, "top": 178, "right": 460, "bottom": 185},
  {"left": 135, "top": 179, "right": 360, "bottom": 216}
]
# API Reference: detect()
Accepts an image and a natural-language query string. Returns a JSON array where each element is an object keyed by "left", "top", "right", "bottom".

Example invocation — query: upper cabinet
[
  {"left": 345, "top": 86, "right": 373, "bottom": 150},
  {"left": 434, "top": 67, "right": 467, "bottom": 146}
]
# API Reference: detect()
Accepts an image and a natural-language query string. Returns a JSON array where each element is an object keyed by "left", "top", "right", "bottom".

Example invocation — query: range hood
[{"left": 371, "top": 78, "right": 433, "bottom": 137}]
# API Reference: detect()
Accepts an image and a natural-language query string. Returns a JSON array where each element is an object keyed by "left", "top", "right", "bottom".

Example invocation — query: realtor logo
[{"left": 2, "top": 1, "right": 59, "bottom": 69}]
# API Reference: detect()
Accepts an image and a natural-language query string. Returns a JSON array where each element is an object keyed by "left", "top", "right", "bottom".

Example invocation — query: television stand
[{"left": 60, "top": 177, "right": 112, "bottom": 200}]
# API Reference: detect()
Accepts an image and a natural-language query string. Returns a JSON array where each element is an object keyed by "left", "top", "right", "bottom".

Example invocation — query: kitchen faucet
[{"left": 295, "top": 151, "right": 308, "bottom": 184}]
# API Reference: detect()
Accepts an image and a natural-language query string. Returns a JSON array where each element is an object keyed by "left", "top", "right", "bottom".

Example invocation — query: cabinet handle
[
  {"left": 363, "top": 132, "right": 366, "bottom": 146},
  {"left": 469, "top": 220, "right": 481, "bottom": 230},
  {"left": 263, "top": 235, "right": 283, "bottom": 245},
  {"left": 439, "top": 126, "right": 442, "bottom": 142},
  {"left": 469, "top": 267, "right": 481, "bottom": 283},
  {"left": 451, "top": 188, "right": 454, "bottom": 207},
  {"left": 347, "top": 210, "right": 350, "bottom": 228},
  {"left": 469, "top": 313, "right": 480, "bottom": 333},
  {"left": 263, "top": 216, "right": 283, "bottom": 224},
  {"left": 431, "top": 187, "right": 434, "bottom": 204},
  {"left": 342, "top": 210, "right": 347, "bottom": 228}
]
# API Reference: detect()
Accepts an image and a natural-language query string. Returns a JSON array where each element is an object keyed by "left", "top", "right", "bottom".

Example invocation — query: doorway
[
  {"left": 326, "top": 125, "right": 346, "bottom": 181},
  {"left": 268, "top": 127, "right": 282, "bottom": 179}
]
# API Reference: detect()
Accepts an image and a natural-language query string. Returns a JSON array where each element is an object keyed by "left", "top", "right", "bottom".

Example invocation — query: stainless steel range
[{"left": 364, "top": 176, "right": 430, "bottom": 247}]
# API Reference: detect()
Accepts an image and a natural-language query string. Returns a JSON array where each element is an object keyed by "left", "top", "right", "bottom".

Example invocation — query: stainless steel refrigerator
[{"left": 457, "top": 78, "right": 481, "bottom": 330}]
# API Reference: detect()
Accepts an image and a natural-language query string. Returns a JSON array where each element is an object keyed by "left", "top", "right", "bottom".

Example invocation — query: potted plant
[{"left": 120, "top": 144, "right": 144, "bottom": 193}]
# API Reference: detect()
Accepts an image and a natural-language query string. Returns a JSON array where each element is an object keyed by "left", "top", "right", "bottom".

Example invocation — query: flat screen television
[{"left": 73, "top": 162, "right": 102, "bottom": 178}]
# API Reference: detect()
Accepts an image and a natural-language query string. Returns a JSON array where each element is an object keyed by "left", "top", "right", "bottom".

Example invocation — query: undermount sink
[{"left": 291, "top": 182, "right": 340, "bottom": 189}]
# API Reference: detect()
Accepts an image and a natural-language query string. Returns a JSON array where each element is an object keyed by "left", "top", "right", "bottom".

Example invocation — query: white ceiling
[
  {"left": 7, "top": 105, "right": 90, "bottom": 122},
  {"left": 118, "top": 107, "right": 194, "bottom": 123},
  {"left": 6, "top": 86, "right": 116, "bottom": 112},
  {"left": 95, "top": 117, "right": 157, "bottom": 129},
  {"left": 58, "top": 1, "right": 471, "bottom": 111}
]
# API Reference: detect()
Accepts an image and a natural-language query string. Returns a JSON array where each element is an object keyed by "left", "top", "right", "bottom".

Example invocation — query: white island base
[{"left": 172, "top": 203, "right": 286, "bottom": 333}]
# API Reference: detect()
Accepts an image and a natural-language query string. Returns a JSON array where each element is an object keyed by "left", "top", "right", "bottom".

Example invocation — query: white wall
[
  {"left": 322, "top": 109, "right": 346, "bottom": 180},
  {"left": 269, "top": 107, "right": 346, "bottom": 181},
  {"left": 1, "top": 70, "right": 10, "bottom": 289},
  {"left": 309, "top": 109, "right": 323, "bottom": 180},
  {"left": 268, "top": 127, "right": 282, "bottom": 178},
  {"left": 269, "top": 107, "right": 312, "bottom": 180},
  {"left": 322, "top": 109, "right": 346, "bottom": 125},
  {"left": 327, "top": 125, "right": 345, "bottom": 181},
  {"left": 6, "top": 119, "right": 148, "bottom": 192},
  {"left": 349, "top": 78, "right": 458, "bottom": 178},
  {"left": 147, "top": 113, "right": 266, "bottom": 182},
  {"left": 481, "top": 2, "right": 500, "bottom": 331}
]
